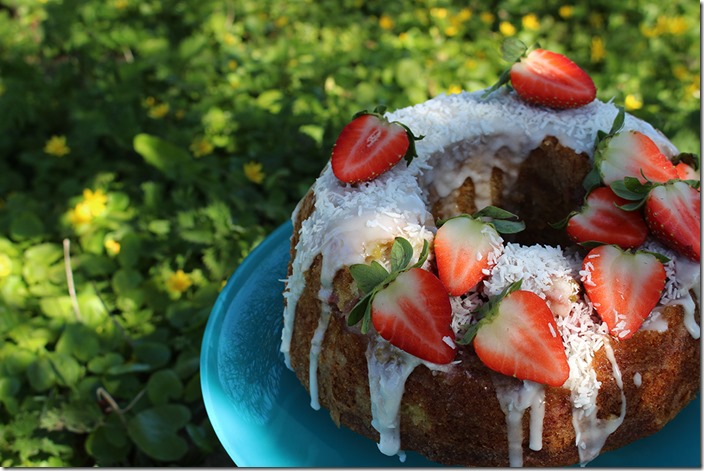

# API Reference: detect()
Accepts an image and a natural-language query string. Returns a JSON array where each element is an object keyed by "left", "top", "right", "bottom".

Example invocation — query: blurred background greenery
[{"left": 0, "top": 0, "right": 699, "bottom": 465}]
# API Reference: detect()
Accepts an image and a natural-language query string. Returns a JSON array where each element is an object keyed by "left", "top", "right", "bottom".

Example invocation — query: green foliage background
[{"left": 0, "top": 0, "right": 699, "bottom": 466}]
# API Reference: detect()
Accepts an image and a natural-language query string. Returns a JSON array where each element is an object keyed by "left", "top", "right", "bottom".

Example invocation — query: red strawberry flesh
[
  {"left": 331, "top": 113, "right": 410, "bottom": 184},
  {"left": 435, "top": 216, "right": 503, "bottom": 296},
  {"left": 645, "top": 181, "right": 701, "bottom": 261},
  {"left": 581, "top": 245, "right": 666, "bottom": 339},
  {"left": 510, "top": 48, "right": 596, "bottom": 109},
  {"left": 566, "top": 186, "right": 648, "bottom": 249},
  {"left": 473, "top": 289, "right": 569, "bottom": 387},
  {"left": 371, "top": 268, "right": 455, "bottom": 364},
  {"left": 597, "top": 130, "right": 678, "bottom": 185}
]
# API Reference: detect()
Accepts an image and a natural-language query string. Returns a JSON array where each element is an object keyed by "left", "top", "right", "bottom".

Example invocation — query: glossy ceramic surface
[{"left": 201, "top": 222, "right": 701, "bottom": 467}]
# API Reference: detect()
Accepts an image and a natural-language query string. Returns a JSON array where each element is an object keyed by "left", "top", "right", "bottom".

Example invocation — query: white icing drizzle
[
  {"left": 308, "top": 286, "right": 333, "bottom": 410},
  {"left": 492, "top": 377, "right": 546, "bottom": 467},
  {"left": 572, "top": 339, "right": 627, "bottom": 466},
  {"left": 365, "top": 336, "right": 422, "bottom": 457},
  {"left": 633, "top": 372, "right": 642, "bottom": 388},
  {"left": 640, "top": 309, "right": 669, "bottom": 333},
  {"left": 279, "top": 88, "right": 700, "bottom": 467}
]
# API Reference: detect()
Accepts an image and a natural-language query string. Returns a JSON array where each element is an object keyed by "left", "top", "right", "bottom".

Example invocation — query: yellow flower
[
  {"left": 275, "top": 16, "right": 289, "bottom": 28},
  {"left": 0, "top": 253, "right": 12, "bottom": 279},
  {"left": 379, "top": 14, "right": 395, "bottom": 31},
  {"left": 522, "top": 14, "right": 540, "bottom": 31},
  {"left": 499, "top": 21, "right": 516, "bottom": 37},
  {"left": 223, "top": 32, "right": 237, "bottom": 46},
  {"left": 113, "top": 0, "right": 128, "bottom": 9},
  {"left": 244, "top": 161, "right": 265, "bottom": 184},
  {"left": 68, "top": 189, "right": 108, "bottom": 227},
  {"left": 430, "top": 7, "right": 447, "bottom": 19},
  {"left": 68, "top": 201, "right": 94, "bottom": 225},
  {"left": 558, "top": 6, "right": 574, "bottom": 19},
  {"left": 82, "top": 189, "right": 108, "bottom": 216},
  {"left": 166, "top": 269, "right": 193, "bottom": 293},
  {"left": 228, "top": 59, "right": 238, "bottom": 71},
  {"left": 624, "top": 94, "right": 643, "bottom": 111},
  {"left": 148, "top": 103, "right": 169, "bottom": 119},
  {"left": 590, "top": 36, "right": 606, "bottom": 63},
  {"left": 44, "top": 135, "right": 70, "bottom": 157},
  {"left": 104, "top": 238, "right": 121, "bottom": 256},
  {"left": 672, "top": 64, "right": 688, "bottom": 81},
  {"left": 667, "top": 16, "right": 688, "bottom": 35},
  {"left": 480, "top": 12, "right": 495, "bottom": 24},
  {"left": 457, "top": 8, "right": 472, "bottom": 22},
  {"left": 447, "top": 84, "right": 463, "bottom": 95},
  {"left": 144, "top": 96, "right": 156, "bottom": 107},
  {"left": 190, "top": 136, "right": 214, "bottom": 158},
  {"left": 444, "top": 24, "right": 459, "bottom": 37}
]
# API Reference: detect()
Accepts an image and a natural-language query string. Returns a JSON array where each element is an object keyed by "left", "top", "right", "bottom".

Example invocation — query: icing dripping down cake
[{"left": 280, "top": 85, "right": 700, "bottom": 467}]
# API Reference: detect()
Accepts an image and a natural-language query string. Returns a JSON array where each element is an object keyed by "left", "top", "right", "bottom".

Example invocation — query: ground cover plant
[{"left": 0, "top": 0, "right": 699, "bottom": 466}]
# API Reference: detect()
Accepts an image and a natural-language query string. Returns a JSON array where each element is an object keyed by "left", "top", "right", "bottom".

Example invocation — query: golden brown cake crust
[{"left": 284, "top": 140, "right": 701, "bottom": 467}]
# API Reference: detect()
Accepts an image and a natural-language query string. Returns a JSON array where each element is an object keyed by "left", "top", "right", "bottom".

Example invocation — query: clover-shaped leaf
[{"left": 126, "top": 404, "right": 191, "bottom": 461}]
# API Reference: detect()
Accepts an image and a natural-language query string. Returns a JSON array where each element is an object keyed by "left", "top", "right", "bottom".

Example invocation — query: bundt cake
[{"left": 280, "top": 46, "right": 700, "bottom": 467}]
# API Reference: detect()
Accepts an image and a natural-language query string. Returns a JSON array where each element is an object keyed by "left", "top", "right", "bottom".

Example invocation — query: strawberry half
[
  {"left": 371, "top": 267, "right": 455, "bottom": 364},
  {"left": 581, "top": 245, "right": 666, "bottom": 340},
  {"left": 563, "top": 186, "right": 648, "bottom": 249},
  {"left": 484, "top": 39, "right": 596, "bottom": 109},
  {"left": 434, "top": 207, "right": 524, "bottom": 296},
  {"left": 594, "top": 130, "right": 678, "bottom": 186},
  {"left": 459, "top": 281, "right": 569, "bottom": 387},
  {"left": 348, "top": 237, "right": 455, "bottom": 364},
  {"left": 331, "top": 107, "right": 422, "bottom": 184},
  {"left": 644, "top": 180, "right": 701, "bottom": 261},
  {"left": 510, "top": 48, "right": 597, "bottom": 109}
]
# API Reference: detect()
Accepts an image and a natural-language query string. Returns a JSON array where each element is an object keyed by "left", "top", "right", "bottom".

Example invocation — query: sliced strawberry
[
  {"left": 462, "top": 282, "right": 569, "bottom": 387},
  {"left": 509, "top": 48, "right": 596, "bottom": 109},
  {"left": 565, "top": 186, "right": 648, "bottom": 249},
  {"left": 581, "top": 245, "right": 666, "bottom": 340},
  {"left": 594, "top": 130, "right": 678, "bottom": 186},
  {"left": 434, "top": 208, "right": 523, "bottom": 297},
  {"left": 371, "top": 268, "right": 455, "bottom": 364},
  {"left": 434, "top": 216, "right": 503, "bottom": 296},
  {"left": 644, "top": 180, "right": 701, "bottom": 261},
  {"left": 331, "top": 108, "right": 421, "bottom": 184},
  {"left": 676, "top": 162, "right": 700, "bottom": 182}
]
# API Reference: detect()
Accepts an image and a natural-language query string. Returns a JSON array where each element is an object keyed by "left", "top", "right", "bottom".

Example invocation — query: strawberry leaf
[
  {"left": 348, "top": 291, "right": 373, "bottom": 328},
  {"left": 582, "top": 165, "right": 602, "bottom": 193},
  {"left": 390, "top": 237, "right": 414, "bottom": 272},
  {"left": 491, "top": 219, "right": 526, "bottom": 234},
  {"left": 501, "top": 38, "right": 528, "bottom": 63},
  {"left": 411, "top": 239, "right": 430, "bottom": 269},
  {"left": 349, "top": 261, "right": 389, "bottom": 294}
]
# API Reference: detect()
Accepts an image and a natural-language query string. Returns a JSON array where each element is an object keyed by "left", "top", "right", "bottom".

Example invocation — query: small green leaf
[
  {"left": 10, "top": 211, "right": 45, "bottom": 240},
  {"left": 147, "top": 369, "right": 183, "bottom": 405},
  {"left": 608, "top": 106, "right": 626, "bottom": 136},
  {"left": 491, "top": 220, "right": 526, "bottom": 234},
  {"left": 133, "top": 341, "right": 171, "bottom": 369},
  {"left": 474, "top": 206, "right": 517, "bottom": 220},
  {"left": 127, "top": 404, "right": 191, "bottom": 461},
  {"left": 501, "top": 38, "right": 528, "bottom": 63},
  {"left": 133, "top": 133, "right": 195, "bottom": 181},
  {"left": 349, "top": 261, "right": 388, "bottom": 294},
  {"left": 347, "top": 292, "right": 372, "bottom": 327},
  {"left": 582, "top": 165, "right": 603, "bottom": 192},
  {"left": 390, "top": 237, "right": 413, "bottom": 272},
  {"left": 411, "top": 239, "right": 430, "bottom": 268},
  {"left": 27, "top": 356, "right": 56, "bottom": 392}
]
